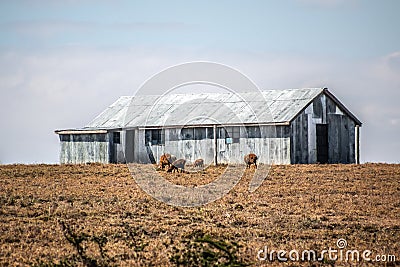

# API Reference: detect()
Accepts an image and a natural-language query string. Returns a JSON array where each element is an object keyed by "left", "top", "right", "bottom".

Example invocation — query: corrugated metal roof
[
  {"left": 84, "top": 88, "right": 325, "bottom": 129},
  {"left": 81, "top": 88, "right": 324, "bottom": 129}
]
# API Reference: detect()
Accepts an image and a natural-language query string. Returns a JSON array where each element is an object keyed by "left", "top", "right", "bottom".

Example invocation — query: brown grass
[{"left": 0, "top": 163, "right": 399, "bottom": 266}]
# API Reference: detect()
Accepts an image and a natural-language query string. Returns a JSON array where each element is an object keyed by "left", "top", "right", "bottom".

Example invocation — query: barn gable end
[{"left": 289, "top": 91, "right": 361, "bottom": 164}]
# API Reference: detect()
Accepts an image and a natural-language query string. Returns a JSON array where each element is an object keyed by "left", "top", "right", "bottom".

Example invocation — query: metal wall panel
[
  {"left": 59, "top": 140, "right": 109, "bottom": 164},
  {"left": 133, "top": 125, "right": 290, "bottom": 166}
]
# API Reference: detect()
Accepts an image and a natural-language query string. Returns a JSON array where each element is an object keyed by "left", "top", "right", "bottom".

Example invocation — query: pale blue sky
[
  {"left": 1, "top": 1, "right": 399, "bottom": 57},
  {"left": 0, "top": 0, "right": 399, "bottom": 163}
]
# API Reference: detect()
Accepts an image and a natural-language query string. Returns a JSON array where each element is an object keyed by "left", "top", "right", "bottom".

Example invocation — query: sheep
[
  {"left": 244, "top": 153, "right": 258, "bottom": 169},
  {"left": 194, "top": 158, "right": 204, "bottom": 168},
  {"left": 159, "top": 153, "right": 176, "bottom": 170},
  {"left": 167, "top": 159, "right": 186, "bottom": 173}
]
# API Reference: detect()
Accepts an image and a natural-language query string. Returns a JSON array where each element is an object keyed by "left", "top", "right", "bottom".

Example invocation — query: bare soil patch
[{"left": 0, "top": 163, "right": 399, "bottom": 266}]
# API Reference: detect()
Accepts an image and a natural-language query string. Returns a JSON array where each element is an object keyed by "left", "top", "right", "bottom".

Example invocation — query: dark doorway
[
  {"left": 125, "top": 130, "right": 134, "bottom": 163},
  {"left": 316, "top": 124, "right": 328, "bottom": 163}
]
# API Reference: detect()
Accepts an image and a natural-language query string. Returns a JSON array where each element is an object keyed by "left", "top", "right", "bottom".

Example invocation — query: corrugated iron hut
[{"left": 55, "top": 88, "right": 361, "bottom": 164}]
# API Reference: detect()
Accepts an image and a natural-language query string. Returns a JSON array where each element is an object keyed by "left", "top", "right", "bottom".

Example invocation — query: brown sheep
[
  {"left": 244, "top": 153, "right": 258, "bottom": 169},
  {"left": 167, "top": 159, "right": 186, "bottom": 173},
  {"left": 194, "top": 158, "right": 204, "bottom": 168},
  {"left": 159, "top": 153, "right": 175, "bottom": 170}
]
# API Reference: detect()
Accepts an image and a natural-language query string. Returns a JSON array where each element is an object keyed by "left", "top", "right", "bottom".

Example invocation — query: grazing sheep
[
  {"left": 167, "top": 159, "right": 186, "bottom": 173},
  {"left": 159, "top": 153, "right": 176, "bottom": 170},
  {"left": 194, "top": 158, "right": 204, "bottom": 168},
  {"left": 244, "top": 153, "right": 258, "bottom": 169}
]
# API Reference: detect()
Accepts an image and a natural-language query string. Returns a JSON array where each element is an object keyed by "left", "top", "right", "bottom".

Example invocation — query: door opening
[{"left": 316, "top": 124, "right": 328, "bottom": 163}]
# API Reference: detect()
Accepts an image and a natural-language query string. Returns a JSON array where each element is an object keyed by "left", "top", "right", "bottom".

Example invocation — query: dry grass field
[{"left": 0, "top": 163, "right": 399, "bottom": 266}]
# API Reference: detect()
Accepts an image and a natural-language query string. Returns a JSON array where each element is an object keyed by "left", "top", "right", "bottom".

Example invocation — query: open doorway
[{"left": 316, "top": 124, "right": 328, "bottom": 163}]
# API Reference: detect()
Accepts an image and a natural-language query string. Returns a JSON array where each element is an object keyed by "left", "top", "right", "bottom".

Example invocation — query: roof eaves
[
  {"left": 137, "top": 121, "right": 290, "bottom": 129},
  {"left": 55, "top": 127, "right": 123, "bottom": 134},
  {"left": 55, "top": 129, "right": 108, "bottom": 135}
]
